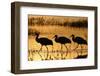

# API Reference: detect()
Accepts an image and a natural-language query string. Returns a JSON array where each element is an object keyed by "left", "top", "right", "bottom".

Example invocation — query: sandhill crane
[
  {"left": 53, "top": 35, "right": 71, "bottom": 59},
  {"left": 34, "top": 32, "right": 53, "bottom": 60},
  {"left": 70, "top": 34, "right": 87, "bottom": 56}
]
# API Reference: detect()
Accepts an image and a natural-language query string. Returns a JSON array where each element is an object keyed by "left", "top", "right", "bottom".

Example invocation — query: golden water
[{"left": 28, "top": 25, "right": 88, "bottom": 61}]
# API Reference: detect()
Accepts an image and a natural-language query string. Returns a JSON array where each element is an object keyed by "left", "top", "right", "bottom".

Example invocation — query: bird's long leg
[
  {"left": 50, "top": 45, "right": 54, "bottom": 60},
  {"left": 45, "top": 46, "right": 49, "bottom": 60},
  {"left": 39, "top": 45, "right": 42, "bottom": 51},
  {"left": 47, "top": 45, "right": 54, "bottom": 60},
  {"left": 68, "top": 44, "right": 72, "bottom": 57},
  {"left": 73, "top": 44, "right": 79, "bottom": 57},
  {"left": 61, "top": 44, "right": 63, "bottom": 59},
  {"left": 52, "top": 46, "right": 59, "bottom": 60},
  {"left": 61, "top": 44, "right": 63, "bottom": 50},
  {"left": 48, "top": 45, "right": 54, "bottom": 60},
  {"left": 64, "top": 44, "right": 69, "bottom": 59},
  {"left": 74, "top": 44, "right": 79, "bottom": 50},
  {"left": 37, "top": 45, "right": 43, "bottom": 60},
  {"left": 64, "top": 44, "right": 68, "bottom": 51},
  {"left": 69, "top": 44, "right": 71, "bottom": 49},
  {"left": 81, "top": 45, "right": 83, "bottom": 55}
]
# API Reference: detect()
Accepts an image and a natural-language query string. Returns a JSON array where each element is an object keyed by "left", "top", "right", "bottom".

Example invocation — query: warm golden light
[{"left": 28, "top": 15, "right": 88, "bottom": 61}]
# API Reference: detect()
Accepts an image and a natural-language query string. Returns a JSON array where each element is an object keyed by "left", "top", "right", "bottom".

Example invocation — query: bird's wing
[
  {"left": 76, "top": 37, "right": 85, "bottom": 41},
  {"left": 39, "top": 37, "right": 51, "bottom": 41},
  {"left": 59, "top": 37, "right": 69, "bottom": 42}
]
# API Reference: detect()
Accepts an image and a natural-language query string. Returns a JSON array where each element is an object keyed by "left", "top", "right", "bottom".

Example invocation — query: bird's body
[
  {"left": 55, "top": 36, "right": 71, "bottom": 44},
  {"left": 35, "top": 33, "right": 53, "bottom": 60},
  {"left": 53, "top": 35, "right": 71, "bottom": 59},
  {"left": 71, "top": 35, "right": 87, "bottom": 45},
  {"left": 71, "top": 34, "right": 87, "bottom": 58},
  {"left": 36, "top": 37, "right": 53, "bottom": 46}
]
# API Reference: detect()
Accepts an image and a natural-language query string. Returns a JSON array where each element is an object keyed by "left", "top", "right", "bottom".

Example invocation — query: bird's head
[
  {"left": 52, "top": 35, "right": 58, "bottom": 39},
  {"left": 70, "top": 34, "right": 74, "bottom": 38},
  {"left": 34, "top": 32, "right": 40, "bottom": 36}
]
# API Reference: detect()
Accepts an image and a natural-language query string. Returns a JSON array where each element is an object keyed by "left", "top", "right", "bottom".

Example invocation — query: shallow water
[{"left": 28, "top": 25, "right": 88, "bottom": 61}]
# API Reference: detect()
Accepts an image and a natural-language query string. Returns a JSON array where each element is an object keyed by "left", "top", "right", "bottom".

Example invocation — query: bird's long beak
[
  {"left": 52, "top": 36, "right": 55, "bottom": 39},
  {"left": 69, "top": 35, "right": 72, "bottom": 38}
]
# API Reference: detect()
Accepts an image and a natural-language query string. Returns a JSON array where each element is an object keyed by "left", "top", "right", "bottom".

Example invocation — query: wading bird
[
  {"left": 34, "top": 32, "right": 53, "bottom": 60},
  {"left": 53, "top": 35, "right": 71, "bottom": 59},
  {"left": 70, "top": 34, "right": 87, "bottom": 56}
]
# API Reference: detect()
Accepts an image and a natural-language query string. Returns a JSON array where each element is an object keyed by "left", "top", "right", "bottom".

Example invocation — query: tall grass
[{"left": 28, "top": 15, "right": 87, "bottom": 27}]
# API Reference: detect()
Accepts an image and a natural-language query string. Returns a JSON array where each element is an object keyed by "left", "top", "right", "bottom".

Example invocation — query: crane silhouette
[
  {"left": 53, "top": 35, "right": 71, "bottom": 59},
  {"left": 34, "top": 32, "right": 53, "bottom": 60},
  {"left": 70, "top": 34, "right": 87, "bottom": 56}
]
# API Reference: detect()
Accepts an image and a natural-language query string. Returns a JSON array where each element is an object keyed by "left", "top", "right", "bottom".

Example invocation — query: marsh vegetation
[{"left": 28, "top": 15, "right": 88, "bottom": 61}]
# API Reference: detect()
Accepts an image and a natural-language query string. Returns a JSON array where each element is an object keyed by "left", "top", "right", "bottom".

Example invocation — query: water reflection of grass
[{"left": 28, "top": 25, "right": 88, "bottom": 61}]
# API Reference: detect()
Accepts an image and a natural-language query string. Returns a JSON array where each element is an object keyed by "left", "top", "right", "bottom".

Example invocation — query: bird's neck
[
  {"left": 55, "top": 36, "right": 58, "bottom": 42},
  {"left": 36, "top": 35, "right": 39, "bottom": 42},
  {"left": 72, "top": 36, "right": 75, "bottom": 41}
]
